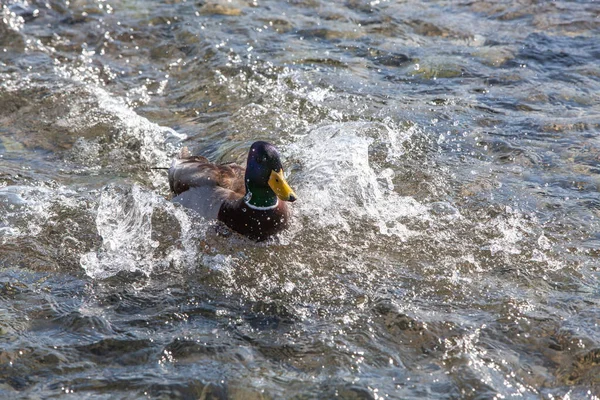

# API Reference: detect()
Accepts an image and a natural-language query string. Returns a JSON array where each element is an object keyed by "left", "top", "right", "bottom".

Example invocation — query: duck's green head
[{"left": 245, "top": 141, "right": 297, "bottom": 207}]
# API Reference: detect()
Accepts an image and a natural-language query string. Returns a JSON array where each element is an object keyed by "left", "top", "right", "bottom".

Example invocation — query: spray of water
[{"left": 80, "top": 185, "right": 200, "bottom": 279}]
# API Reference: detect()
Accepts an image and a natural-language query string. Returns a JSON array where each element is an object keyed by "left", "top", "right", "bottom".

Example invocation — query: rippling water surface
[{"left": 1, "top": 0, "right": 600, "bottom": 398}]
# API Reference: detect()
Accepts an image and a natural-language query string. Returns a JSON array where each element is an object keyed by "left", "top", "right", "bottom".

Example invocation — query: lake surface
[{"left": 1, "top": 0, "right": 600, "bottom": 398}]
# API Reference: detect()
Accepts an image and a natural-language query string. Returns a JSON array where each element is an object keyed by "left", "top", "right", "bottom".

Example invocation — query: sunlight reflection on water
[{"left": 0, "top": 0, "right": 599, "bottom": 398}]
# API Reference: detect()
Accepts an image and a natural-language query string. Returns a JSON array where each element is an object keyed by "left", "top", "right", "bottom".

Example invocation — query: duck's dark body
[
  {"left": 168, "top": 143, "right": 295, "bottom": 241},
  {"left": 218, "top": 198, "right": 290, "bottom": 241}
]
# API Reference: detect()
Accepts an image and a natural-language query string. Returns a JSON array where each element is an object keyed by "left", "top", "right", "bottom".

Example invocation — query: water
[{"left": 1, "top": 0, "right": 599, "bottom": 398}]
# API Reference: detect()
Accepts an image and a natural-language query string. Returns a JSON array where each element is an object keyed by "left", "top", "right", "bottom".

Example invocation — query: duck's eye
[
  {"left": 275, "top": 178, "right": 280, "bottom": 182},
  {"left": 261, "top": 157, "right": 267, "bottom": 163}
]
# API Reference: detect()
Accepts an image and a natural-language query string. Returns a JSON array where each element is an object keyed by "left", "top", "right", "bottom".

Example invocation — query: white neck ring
[{"left": 244, "top": 198, "right": 278, "bottom": 211}]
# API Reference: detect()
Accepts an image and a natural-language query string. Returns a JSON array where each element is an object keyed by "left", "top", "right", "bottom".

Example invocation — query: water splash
[
  {"left": 56, "top": 84, "right": 186, "bottom": 173},
  {"left": 0, "top": 185, "right": 76, "bottom": 241},
  {"left": 288, "top": 122, "right": 429, "bottom": 240},
  {"left": 441, "top": 327, "right": 538, "bottom": 397},
  {"left": 80, "top": 185, "right": 200, "bottom": 279}
]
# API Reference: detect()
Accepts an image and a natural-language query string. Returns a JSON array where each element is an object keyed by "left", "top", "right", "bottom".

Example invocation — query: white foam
[{"left": 486, "top": 206, "right": 529, "bottom": 256}]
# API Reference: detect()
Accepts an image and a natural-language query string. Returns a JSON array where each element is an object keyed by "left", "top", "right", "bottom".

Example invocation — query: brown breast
[{"left": 218, "top": 199, "right": 290, "bottom": 241}]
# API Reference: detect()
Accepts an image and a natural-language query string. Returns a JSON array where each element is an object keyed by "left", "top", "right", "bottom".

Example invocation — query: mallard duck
[{"left": 168, "top": 141, "right": 297, "bottom": 241}]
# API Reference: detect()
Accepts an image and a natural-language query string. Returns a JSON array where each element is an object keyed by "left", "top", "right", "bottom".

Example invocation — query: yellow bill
[{"left": 268, "top": 169, "right": 297, "bottom": 202}]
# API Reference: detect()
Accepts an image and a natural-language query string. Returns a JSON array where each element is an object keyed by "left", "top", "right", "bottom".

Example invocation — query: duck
[{"left": 168, "top": 141, "right": 297, "bottom": 241}]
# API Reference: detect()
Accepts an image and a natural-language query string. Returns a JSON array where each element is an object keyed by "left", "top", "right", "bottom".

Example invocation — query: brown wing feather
[
  {"left": 217, "top": 162, "right": 246, "bottom": 195},
  {"left": 168, "top": 149, "right": 247, "bottom": 220},
  {"left": 168, "top": 149, "right": 246, "bottom": 196}
]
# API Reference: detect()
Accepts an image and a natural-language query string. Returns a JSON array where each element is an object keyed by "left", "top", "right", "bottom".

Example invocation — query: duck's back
[{"left": 168, "top": 150, "right": 245, "bottom": 219}]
